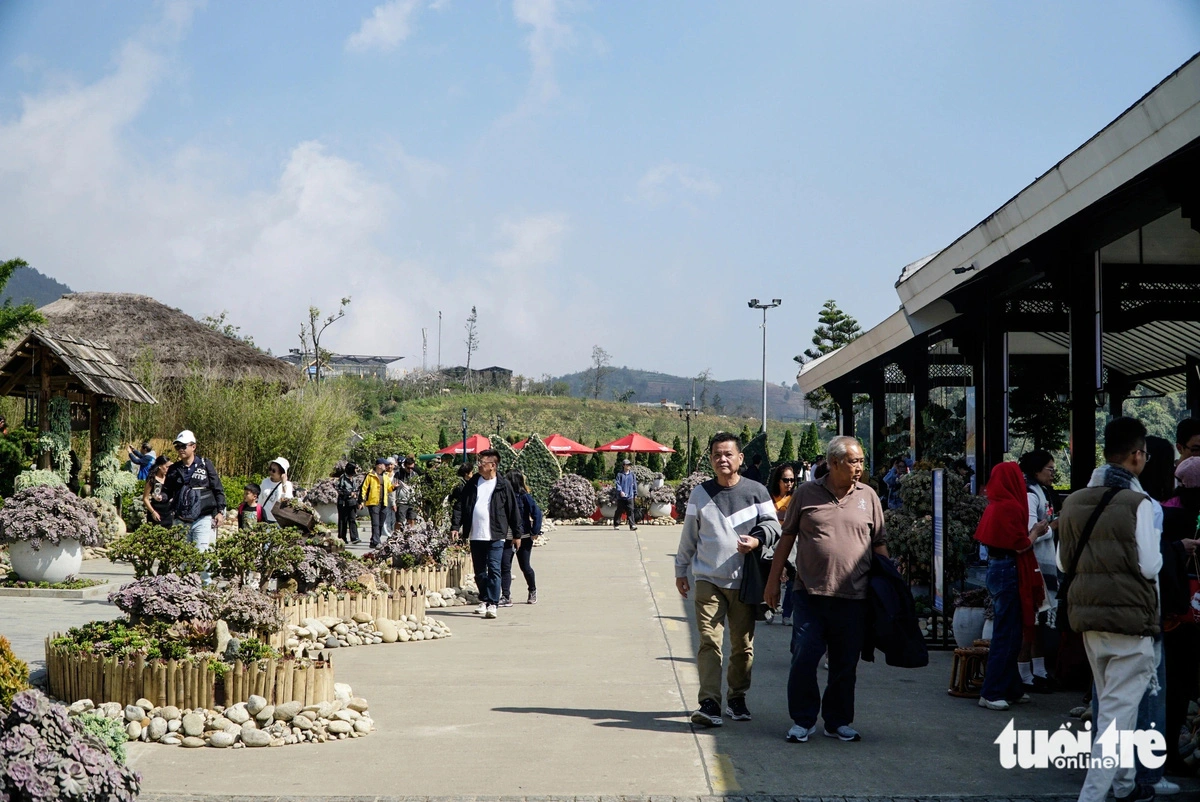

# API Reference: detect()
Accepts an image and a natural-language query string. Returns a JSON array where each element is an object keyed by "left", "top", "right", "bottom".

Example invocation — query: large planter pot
[
  {"left": 598, "top": 503, "right": 617, "bottom": 519},
  {"left": 8, "top": 538, "right": 83, "bottom": 583},
  {"left": 314, "top": 503, "right": 338, "bottom": 526},
  {"left": 636, "top": 482, "right": 651, "bottom": 499},
  {"left": 650, "top": 477, "right": 665, "bottom": 490},
  {"left": 952, "top": 607, "right": 986, "bottom": 649},
  {"left": 649, "top": 502, "right": 673, "bottom": 518}
]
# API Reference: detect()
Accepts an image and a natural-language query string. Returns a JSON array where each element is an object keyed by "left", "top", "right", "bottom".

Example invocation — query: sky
[{"left": 0, "top": 2, "right": 1197, "bottom": 386}]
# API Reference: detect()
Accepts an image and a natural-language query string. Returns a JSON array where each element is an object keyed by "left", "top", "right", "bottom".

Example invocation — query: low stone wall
[{"left": 45, "top": 637, "right": 335, "bottom": 709}]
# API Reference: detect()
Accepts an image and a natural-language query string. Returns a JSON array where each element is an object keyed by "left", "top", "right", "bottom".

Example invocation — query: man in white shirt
[{"left": 451, "top": 449, "right": 521, "bottom": 619}]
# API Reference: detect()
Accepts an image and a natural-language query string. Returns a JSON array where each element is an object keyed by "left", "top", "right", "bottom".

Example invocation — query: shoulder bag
[{"left": 1056, "top": 487, "right": 1121, "bottom": 633}]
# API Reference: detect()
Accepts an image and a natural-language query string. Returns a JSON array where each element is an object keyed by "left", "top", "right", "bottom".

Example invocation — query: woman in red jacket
[{"left": 974, "top": 461, "right": 1047, "bottom": 710}]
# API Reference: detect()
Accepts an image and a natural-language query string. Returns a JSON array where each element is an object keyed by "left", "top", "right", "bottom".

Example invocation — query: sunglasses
[{"left": 781, "top": 478, "right": 796, "bottom": 484}]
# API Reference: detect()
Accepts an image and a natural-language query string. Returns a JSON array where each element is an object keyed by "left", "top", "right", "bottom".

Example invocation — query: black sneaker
[
  {"left": 725, "top": 697, "right": 751, "bottom": 721},
  {"left": 1116, "top": 785, "right": 1156, "bottom": 802},
  {"left": 691, "top": 699, "right": 723, "bottom": 727}
]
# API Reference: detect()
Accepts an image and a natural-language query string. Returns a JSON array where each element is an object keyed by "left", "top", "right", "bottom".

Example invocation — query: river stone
[
  {"left": 334, "top": 683, "right": 352, "bottom": 701},
  {"left": 274, "top": 701, "right": 302, "bottom": 722},
  {"left": 225, "top": 704, "right": 250, "bottom": 724},
  {"left": 292, "top": 714, "right": 313, "bottom": 731},
  {"left": 136, "top": 697, "right": 153, "bottom": 711},
  {"left": 327, "top": 720, "right": 353, "bottom": 735},
  {"left": 167, "top": 719, "right": 181, "bottom": 733},
  {"left": 181, "top": 736, "right": 206, "bottom": 748},
  {"left": 208, "top": 730, "right": 236, "bottom": 748},
  {"left": 255, "top": 705, "right": 275, "bottom": 724},
  {"left": 376, "top": 618, "right": 398, "bottom": 643},
  {"left": 303, "top": 618, "right": 329, "bottom": 637},
  {"left": 246, "top": 695, "right": 267, "bottom": 716},
  {"left": 241, "top": 728, "right": 271, "bottom": 747},
  {"left": 67, "top": 699, "right": 94, "bottom": 715},
  {"left": 161, "top": 735, "right": 181, "bottom": 745},
  {"left": 317, "top": 701, "right": 336, "bottom": 719},
  {"left": 160, "top": 705, "right": 181, "bottom": 721},
  {"left": 347, "top": 697, "right": 369, "bottom": 713},
  {"left": 318, "top": 615, "right": 340, "bottom": 628},
  {"left": 346, "top": 633, "right": 362, "bottom": 646},
  {"left": 324, "top": 636, "right": 340, "bottom": 649},
  {"left": 181, "top": 713, "right": 205, "bottom": 738},
  {"left": 397, "top": 628, "right": 411, "bottom": 642},
  {"left": 124, "top": 705, "right": 144, "bottom": 722},
  {"left": 125, "top": 721, "right": 142, "bottom": 740},
  {"left": 353, "top": 719, "right": 371, "bottom": 735},
  {"left": 147, "top": 717, "right": 168, "bottom": 741},
  {"left": 215, "top": 619, "right": 231, "bottom": 657},
  {"left": 241, "top": 719, "right": 258, "bottom": 730},
  {"left": 333, "top": 623, "right": 350, "bottom": 636},
  {"left": 351, "top": 611, "right": 372, "bottom": 624},
  {"left": 333, "top": 710, "right": 355, "bottom": 722}
]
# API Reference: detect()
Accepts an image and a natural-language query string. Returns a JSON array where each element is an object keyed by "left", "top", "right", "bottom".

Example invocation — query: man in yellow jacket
[{"left": 359, "top": 458, "right": 391, "bottom": 548}]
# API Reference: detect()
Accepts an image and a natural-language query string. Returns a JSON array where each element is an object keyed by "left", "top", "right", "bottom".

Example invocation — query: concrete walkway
[{"left": 6, "top": 525, "right": 1200, "bottom": 799}]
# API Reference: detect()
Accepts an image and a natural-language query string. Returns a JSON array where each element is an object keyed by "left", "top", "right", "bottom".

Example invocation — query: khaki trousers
[
  {"left": 694, "top": 580, "right": 756, "bottom": 706},
  {"left": 1078, "top": 630, "right": 1155, "bottom": 802}
]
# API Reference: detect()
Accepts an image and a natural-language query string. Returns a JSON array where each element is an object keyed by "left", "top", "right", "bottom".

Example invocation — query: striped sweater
[{"left": 675, "top": 478, "right": 780, "bottom": 590}]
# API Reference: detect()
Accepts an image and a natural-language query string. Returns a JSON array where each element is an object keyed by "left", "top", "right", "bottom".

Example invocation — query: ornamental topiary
[
  {"left": 108, "top": 573, "right": 217, "bottom": 623},
  {"left": 206, "top": 522, "right": 305, "bottom": 591},
  {"left": 0, "top": 485, "right": 101, "bottom": 551},
  {"left": 0, "top": 634, "right": 29, "bottom": 709},
  {"left": 514, "top": 434, "right": 561, "bottom": 511},
  {"left": 493, "top": 437, "right": 519, "bottom": 475},
  {"left": 12, "top": 470, "right": 65, "bottom": 492},
  {"left": 0, "top": 688, "right": 141, "bottom": 801},
  {"left": 548, "top": 474, "right": 596, "bottom": 518},
  {"left": 107, "top": 524, "right": 206, "bottom": 578},
  {"left": 883, "top": 470, "right": 987, "bottom": 585}
]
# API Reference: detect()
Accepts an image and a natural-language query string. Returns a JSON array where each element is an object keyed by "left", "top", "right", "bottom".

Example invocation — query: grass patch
[{"left": 1, "top": 571, "right": 105, "bottom": 590}]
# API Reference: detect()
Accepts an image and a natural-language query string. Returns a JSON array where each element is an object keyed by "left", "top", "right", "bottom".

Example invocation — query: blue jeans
[
  {"left": 470, "top": 539, "right": 504, "bottom": 605},
  {"left": 981, "top": 558, "right": 1024, "bottom": 703},
  {"left": 787, "top": 588, "right": 866, "bottom": 731},
  {"left": 186, "top": 516, "right": 214, "bottom": 582}
]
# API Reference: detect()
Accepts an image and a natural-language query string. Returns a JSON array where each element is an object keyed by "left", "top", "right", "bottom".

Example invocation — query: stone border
[
  {"left": 139, "top": 795, "right": 1083, "bottom": 802},
  {"left": 0, "top": 581, "right": 115, "bottom": 599}
]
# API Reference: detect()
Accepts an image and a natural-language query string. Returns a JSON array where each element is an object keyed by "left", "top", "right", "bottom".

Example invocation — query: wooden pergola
[{"left": 0, "top": 329, "right": 157, "bottom": 484}]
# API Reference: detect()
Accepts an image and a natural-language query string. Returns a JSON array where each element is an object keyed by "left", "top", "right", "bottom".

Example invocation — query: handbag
[
  {"left": 738, "top": 546, "right": 766, "bottom": 606},
  {"left": 1056, "top": 487, "right": 1121, "bottom": 633}
]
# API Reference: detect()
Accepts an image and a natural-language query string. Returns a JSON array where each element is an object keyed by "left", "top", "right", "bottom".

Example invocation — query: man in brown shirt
[{"left": 765, "top": 435, "right": 888, "bottom": 744}]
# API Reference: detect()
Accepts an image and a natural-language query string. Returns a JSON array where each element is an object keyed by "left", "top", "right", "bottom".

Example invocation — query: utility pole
[
  {"left": 747, "top": 298, "right": 782, "bottom": 434},
  {"left": 421, "top": 328, "right": 428, "bottom": 372},
  {"left": 679, "top": 401, "right": 699, "bottom": 475}
]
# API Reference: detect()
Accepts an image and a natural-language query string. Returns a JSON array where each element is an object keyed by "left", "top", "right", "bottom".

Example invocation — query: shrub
[
  {"left": 492, "top": 437, "right": 519, "bottom": 475},
  {"left": 648, "top": 484, "right": 675, "bottom": 505},
  {"left": 214, "top": 585, "right": 285, "bottom": 635},
  {"left": 548, "top": 474, "right": 596, "bottom": 518},
  {"left": 664, "top": 436, "right": 686, "bottom": 480},
  {"left": 884, "top": 470, "right": 987, "bottom": 585},
  {"left": 303, "top": 478, "right": 339, "bottom": 505},
  {"left": 417, "top": 460, "right": 461, "bottom": 530},
  {"left": 0, "top": 485, "right": 101, "bottom": 551},
  {"left": 674, "top": 472, "right": 709, "bottom": 512},
  {"left": 232, "top": 637, "right": 276, "bottom": 662},
  {"left": 107, "top": 524, "right": 206, "bottom": 577},
  {"left": 108, "top": 573, "right": 216, "bottom": 623},
  {"left": 776, "top": 429, "right": 796, "bottom": 464},
  {"left": 513, "top": 434, "right": 561, "bottom": 510},
  {"left": 371, "top": 520, "right": 452, "bottom": 568},
  {"left": 119, "top": 484, "right": 147, "bottom": 532},
  {"left": 80, "top": 497, "right": 126, "bottom": 545},
  {"left": 77, "top": 711, "right": 129, "bottom": 764},
  {"left": 12, "top": 469, "right": 65, "bottom": 492},
  {"left": 206, "top": 522, "right": 304, "bottom": 591},
  {"left": 0, "top": 634, "right": 29, "bottom": 709},
  {"left": 0, "top": 688, "right": 141, "bottom": 801}
]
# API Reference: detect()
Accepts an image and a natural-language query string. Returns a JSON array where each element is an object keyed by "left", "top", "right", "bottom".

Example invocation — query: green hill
[
  {"left": 2, "top": 265, "right": 71, "bottom": 308},
  {"left": 553, "top": 367, "right": 816, "bottom": 422},
  {"left": 377, "top": 390, "right": 819, "bottom": 462}
]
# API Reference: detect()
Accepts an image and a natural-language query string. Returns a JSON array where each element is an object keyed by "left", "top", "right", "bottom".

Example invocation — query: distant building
[
  {"left": 280, "top": 350, "right": 403, "bottom": 380},
  {"left": 440, "top": 365, "right": 514, "bottom": 389},
  {"left": 635, "top": 399, "right": 682, "bottom": 411}
]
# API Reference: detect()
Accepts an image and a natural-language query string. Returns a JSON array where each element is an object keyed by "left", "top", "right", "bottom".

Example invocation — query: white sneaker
[
  {"left": 1152, "top": 778, "right": 1181, "bottom": 795},
  {"left": 475, "top": 602, "right": 488, "bottom": 615},
  {"left": 785, "top": 724, "right": 817, "bottom": 743},
  {"left": 485, "top": 604, "right": 497, "bottom": 619},
  {"left": 978, "top": 697, "right": 1010, "bottom": 711}
]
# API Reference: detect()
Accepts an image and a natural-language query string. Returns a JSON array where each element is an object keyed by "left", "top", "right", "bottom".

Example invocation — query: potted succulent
[
  {"left": 647, "top": 484, "right": 675, "bottom": 519},
  {"left": 302, "top": 478, "right": 339, "bottom": 526},
  {"left": 0, "top": 485, "right": 101, "bottom": 583},
  {"left": 951, "top": 587, "right": 992, "bottom": 648},
  {"left": 632, "top": 465, "right": 656, "bottom": 499},
  {"left": 596, "top": 484, "right": 619, "bottom": 519},
  {"left": 548, "top": 474, "right": 597, "bottom": 520}
]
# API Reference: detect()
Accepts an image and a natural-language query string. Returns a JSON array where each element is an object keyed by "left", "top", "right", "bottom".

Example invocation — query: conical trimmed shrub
[{"left": 514, "top": 434, "right": 562, "bottom": 510}]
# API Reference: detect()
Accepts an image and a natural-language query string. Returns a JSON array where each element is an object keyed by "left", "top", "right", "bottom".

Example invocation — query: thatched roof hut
[{"left": 26, "top": 293, "right": 302, "bottom": 386}]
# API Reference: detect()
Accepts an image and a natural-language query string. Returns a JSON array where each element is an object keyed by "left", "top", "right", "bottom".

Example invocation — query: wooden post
[
  {"left": 37, "top": 347, "right": 50, "bottom": 469},
  {"left": 88, "top": 393, "right": 101, "bottom": 492}
]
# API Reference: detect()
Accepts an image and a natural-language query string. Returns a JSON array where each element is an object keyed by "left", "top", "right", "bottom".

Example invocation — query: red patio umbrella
[
  {"left": 436, "top": 434, "right": 492, "bottom": 455},
  {"left": 594, "top": 432, "right": 675, "bottom": 453},
  {"left": 512, "top": 434, "right": 596, "bottom": 454}
]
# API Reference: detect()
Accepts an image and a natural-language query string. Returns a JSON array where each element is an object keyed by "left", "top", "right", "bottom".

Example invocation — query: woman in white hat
[{"left": 259, "top": 457, "right": 294, "bottom": 523}]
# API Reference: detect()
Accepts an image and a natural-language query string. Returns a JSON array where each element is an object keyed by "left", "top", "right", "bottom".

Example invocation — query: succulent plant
[
  {"left": 370, "top": 520, "right": 453, "bottom": 569},
  {"left": 548, "top": 474, "right": 597, "bottom": 518},
  {"left": 108, "top": 573, "right": 216, "bottom": 623},
  {"left": 302, "top": 478, "right": 339, "bottom": 506},
  {"left": 12, "top": 470, "right": 65, "bottom": 492},
  {"left": 0, "top": 634, "right": 29, "bottom": 709},
  {"left": 79, "top": 498, "right": 126, "bottom": 546},
  {"left": 0, "top": 485, "right": 102, "bottom": 551},
  {"left": 214, "top": 585, "right": 286, "bottom": 636},
  {"left": 648, "top": 484, "right": 675, "bottom": 505},
  {"left": 674, "top": 472, "right": 710, "bottom": 512},
  {"left": 0, "top": 688, "right": 141, "bottom": 801}
]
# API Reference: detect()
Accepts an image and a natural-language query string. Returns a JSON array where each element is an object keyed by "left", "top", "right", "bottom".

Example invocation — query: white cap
[
  {"left": 174, "top": 430, "right": 196, "bottom": 445},
  {"left": 270, "top": 457, "right": 291, "bottom": 475}
]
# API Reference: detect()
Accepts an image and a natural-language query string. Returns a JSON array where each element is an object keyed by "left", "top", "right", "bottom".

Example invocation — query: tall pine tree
[
  {"left": 646, "top": 431, "right": 664, "bottom": 472},
  {"left": 586, "top": 442, "right": 606, "bottom": 480},
  {"left": 793, "top": 300, "right": 862, "bottom": 425},
  {"left": 689, "top": 435, "right": 702, "bottom": 475},
  {"left": 799, "top": 423, "right": 822, "bottom": 462},
  {"left": 738, "top": 423, "right": 754, "bottom": 447},
  {"left": 664, "top": 436, "right": 686, "bottom": 480},
  {"left": 437, "top": 427, "right": 449, "bottom": 450},
  {"left": 777, "top": 429, "right": 796, "bottom": 464}
]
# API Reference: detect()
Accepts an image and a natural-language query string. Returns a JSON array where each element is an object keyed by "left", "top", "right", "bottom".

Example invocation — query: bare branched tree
[
  {"left": 464, "top": 306, "right": 479, "bottom": 390},
  {"left": 299, "top": 297, "right": 351, "bottom": 389},
  {"left": 586, "top": 345, "right": 612, "bottom": 399}
]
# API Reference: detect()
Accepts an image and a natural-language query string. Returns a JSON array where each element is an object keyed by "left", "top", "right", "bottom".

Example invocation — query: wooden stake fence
[
  {"left": 274, "top": 590, "right": 425, "bottom": 629},
  {"left": 44, "top": 636, "right": 335, "bottom": 709}
]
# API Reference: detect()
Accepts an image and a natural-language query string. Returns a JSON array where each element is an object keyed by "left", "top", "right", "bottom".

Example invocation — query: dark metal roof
[
  {"left": 0, "top": 329, "right": 157, "bottom": 404},
  {"left": 1037, "top": 320, "right": 1199, "bottom": 395},
  {"left": 279, "top": 352, "right": 403, "bottom": 367}
]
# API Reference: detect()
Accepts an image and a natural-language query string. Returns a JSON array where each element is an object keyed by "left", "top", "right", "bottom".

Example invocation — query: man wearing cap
[
  {"left": 359, "top": 458, "right": 391, "bottom": 548},
  {"left": 615, "top": 459, "right": 638, "bottom": 531},
  {"left": 163, "top": 430, "right": 227, "bottom": 561}
]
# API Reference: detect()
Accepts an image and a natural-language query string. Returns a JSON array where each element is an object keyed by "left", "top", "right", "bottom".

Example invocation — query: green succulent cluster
[
  {"left": 513, "top": 434, "right": 562, "bottom": 510},
  {"left": 0, "top": 634, "right": 29, "bottom": 708}
]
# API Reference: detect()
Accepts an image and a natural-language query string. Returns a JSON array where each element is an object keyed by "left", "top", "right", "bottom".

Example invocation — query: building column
[
  {"left": 981, "top": 306, "right": 1009, "bottom": 485},
  {"left": 910, "top": 352, "right": 929, "bottom": 462},
  {"left": 1069, "top": 252, "right": 1101, "bottom": 490},
  {"left": 831, "top": 385, "right": 855, "bottom": 438},
  {"left": 870, "top": 373, "right": 887, "bottom": 477},
  {"left": 1107, "top": 369, "right": 1132, "bottom": 419},
  {"left": 1187, "top": 356, "right": 1200, "bottom": 420}
]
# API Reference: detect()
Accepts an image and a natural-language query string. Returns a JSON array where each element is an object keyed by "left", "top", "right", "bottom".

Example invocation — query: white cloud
[
  {"left": 634, "top": 161, "right": 720, "bottom": 207},
  {"left": 512, "top": 0, "right": 575, "bottom": 104},
  {"left": 490, "top": 213, "right": 569, "bottom": 270},
  {"left": 379, "top": 139, "right": 448, "bottom": 195},
  {"left": 345, "top": 0, "right": 421, "bottom": 53}
]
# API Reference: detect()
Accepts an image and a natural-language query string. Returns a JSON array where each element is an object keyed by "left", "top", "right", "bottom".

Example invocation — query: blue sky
[{"left": 0, "top": 1, "right": 1196, "bottom": 384}]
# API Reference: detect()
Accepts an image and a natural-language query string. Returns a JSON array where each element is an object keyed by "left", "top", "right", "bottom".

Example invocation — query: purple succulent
[
  {"left": 215, "top": 585, "right": 286, "bottom": 635},
  {"left": 548, "top": 474, "right": 597, "bottom": 518},
  {"left": 0, "top": 485, "right": 101, "bottom": 550},
  {"left": 108, "top": 573, "right": 216, "bottom": 623}
]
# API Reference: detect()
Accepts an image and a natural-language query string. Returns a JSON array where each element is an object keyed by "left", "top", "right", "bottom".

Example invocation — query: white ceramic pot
[
  {"left": 314, "top": 503, "right": 338, "bottom": 526},
  {"left": 952, "top": 606, "right": 986, "bottom": 649},
  {"left": 649, "top": 502, "right": 673, "bottom": 518},
  {"left": 636, "top": 482, "right": 651, "bottom": 499},
  {"left": 9, "top": 538, "right": 83, "bottom": 583},
  {"left": 650, "top": 477, "right": 665, "bottom": 490},
  {"left": 598, "top": 503, "right": 617, "bottom": 519}
]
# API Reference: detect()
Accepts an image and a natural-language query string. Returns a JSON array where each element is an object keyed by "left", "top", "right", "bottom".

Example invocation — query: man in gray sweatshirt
[{"left": 676, "top": 432, "right": 781, "bottom": 727}]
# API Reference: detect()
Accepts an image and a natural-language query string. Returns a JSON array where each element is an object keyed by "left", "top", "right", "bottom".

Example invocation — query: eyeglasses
[{"left": 1133, "top": 449, "right": 1152, "bottom": 461}]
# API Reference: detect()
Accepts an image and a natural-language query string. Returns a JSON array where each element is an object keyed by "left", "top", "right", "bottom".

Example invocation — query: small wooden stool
[{"left": 948, "top": 646, "right": 989, "bottom": 698}]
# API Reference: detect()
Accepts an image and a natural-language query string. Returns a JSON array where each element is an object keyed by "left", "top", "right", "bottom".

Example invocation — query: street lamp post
[
  {"left": 678, "top": 401, "right": 699, "bottom": 475},
  {"left": 747, "top": 298, "right": 782, "bottom": 434}
]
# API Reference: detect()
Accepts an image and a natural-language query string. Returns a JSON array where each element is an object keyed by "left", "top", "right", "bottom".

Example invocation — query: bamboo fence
[
  {"left": 275, "top": 590, "right": 425, "bottom": 629},
  {"left": 44, "top": 637, "right": 335, "bottom": 709}
]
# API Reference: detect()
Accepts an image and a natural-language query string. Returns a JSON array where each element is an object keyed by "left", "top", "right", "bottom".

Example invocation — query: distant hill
[
  {"left": 553, "top": 367, "right": 817, "bottom": 422},
  {"left": 1, "top": 266, "right": 71, "bottom": 308}
]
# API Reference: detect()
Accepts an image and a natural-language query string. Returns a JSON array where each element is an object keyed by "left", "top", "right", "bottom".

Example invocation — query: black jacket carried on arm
[
  {"left": 452, "top": 475, "right": 522, "bottom": 542},
  {"left": 163, "top": 456, "right": 226, "bottom": 522},
  {"left": 861, "top": 553, "right": 929, "bottom": 668}
]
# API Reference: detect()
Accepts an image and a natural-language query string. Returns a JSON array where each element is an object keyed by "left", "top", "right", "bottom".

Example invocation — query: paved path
[{"left": 6, "top": 525, "right": 1200, "bottom": 799}]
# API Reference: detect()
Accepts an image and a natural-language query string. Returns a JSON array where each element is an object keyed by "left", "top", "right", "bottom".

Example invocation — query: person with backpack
[
  {"left": 336, "top": 462, "right": 361, "bottom": 544},
  {"left": 258, "top": 457, "right": 294, "bottom": 523},
  {"left": 163, "top": 429, "right": 226, "bottom": 563},
  {"left": 500, "top": 469, "right": 541, "bottom": 606}
]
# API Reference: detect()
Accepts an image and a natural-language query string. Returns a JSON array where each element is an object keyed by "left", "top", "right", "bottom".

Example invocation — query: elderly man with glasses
[
  {"left": 163, "top": 430, "right": 226, "bottom": 573},
  {"left": 765, "top": 435, "right": 888, "bottom": 744}
]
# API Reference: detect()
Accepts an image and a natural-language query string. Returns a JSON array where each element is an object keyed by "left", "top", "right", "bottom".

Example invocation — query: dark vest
[{"left": 1058, "top": 486, "right": 1158, "bottom": 637}]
